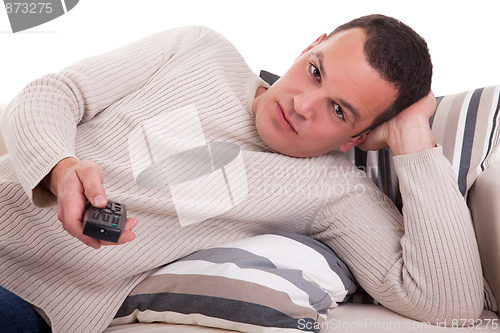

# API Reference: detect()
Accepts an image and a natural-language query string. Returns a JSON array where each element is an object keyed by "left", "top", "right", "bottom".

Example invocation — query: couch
[{"left": 0, "top": 84, "right": 499, "bottom": 332}]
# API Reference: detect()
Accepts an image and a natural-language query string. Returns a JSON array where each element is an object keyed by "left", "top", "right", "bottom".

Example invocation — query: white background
[{"left": 0, "top": 0, "right": 499, "bottom": 103}]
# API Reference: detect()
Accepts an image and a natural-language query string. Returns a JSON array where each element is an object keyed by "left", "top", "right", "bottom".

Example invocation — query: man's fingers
[
  {"left": 57, "top": 191, "right": 101, "bottom": 249},
  {"left": 62, "top": 213, "right": 137, "bottom": 249},
  {"left": 75, "top": 161, "right": 107, "bottom": 207},
  {"left": 100, "top": 217, "right": 138, "bottom": 246},
  {"left": 53, "top": 159, "right": 136, "bottom": 249},
  {"left": 54, "top": 160, "right": 106, "bottom": 248},
  {"left": 60, "top": 211, "right": 102, "bottom": 249},
  {"left": 124, "top": 217, "right": 138, "bottom": 231}
]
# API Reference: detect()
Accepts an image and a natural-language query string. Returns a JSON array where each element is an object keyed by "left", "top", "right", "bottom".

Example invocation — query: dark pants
[{"left": 0, "top": 286, "right": 51, "bottom": 332}]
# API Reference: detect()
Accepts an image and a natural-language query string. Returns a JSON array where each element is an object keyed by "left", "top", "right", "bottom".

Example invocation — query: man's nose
[{"left": 294, "top": 92, "right": 320, "bottom": 119}]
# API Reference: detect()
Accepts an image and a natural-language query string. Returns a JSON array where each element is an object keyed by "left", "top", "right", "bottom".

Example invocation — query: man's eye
[
  {"left": 333, "top": 103, "right": 345, "bottom": 121},
  {"left": 310, "top": 63, "right": 321, "bottom": 81}
]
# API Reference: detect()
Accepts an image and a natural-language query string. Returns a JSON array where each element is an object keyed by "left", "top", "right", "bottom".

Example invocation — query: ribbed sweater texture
[{"left": 0, "top": 26, "right": 483, "bottom": 332}]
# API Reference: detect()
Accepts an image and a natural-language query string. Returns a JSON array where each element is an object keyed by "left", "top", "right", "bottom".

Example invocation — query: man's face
[{"left": 252, "top": 28, "right": 398, "bottom": 157}]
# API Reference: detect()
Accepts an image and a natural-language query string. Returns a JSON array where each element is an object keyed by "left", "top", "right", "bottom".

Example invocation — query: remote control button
[{"left": 83, "top": 200, "right": 126, "bottom": 243}]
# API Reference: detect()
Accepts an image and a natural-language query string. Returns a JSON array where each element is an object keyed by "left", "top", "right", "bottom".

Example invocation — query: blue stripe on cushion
[
  {"left": 457, "top": 88, "right": 483, "bottom": 195},
  {"left": 430, "top": 96, "right": 444, "bottom": 127},
  {"left": 259, "top": 70, "right": 280, "bottom": 85},
  {"left": 117, "top": 292, "right": 320, "bottom": 332}
]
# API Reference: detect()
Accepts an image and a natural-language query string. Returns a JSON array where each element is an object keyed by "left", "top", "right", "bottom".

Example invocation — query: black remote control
[{"left": 82, "top": 200, "right": 126, "bottom": 243}]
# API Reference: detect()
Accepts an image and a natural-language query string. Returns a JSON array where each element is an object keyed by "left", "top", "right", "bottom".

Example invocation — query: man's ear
[
  {"left": 298, "top": 33, "right": 327, "bottom": 57},
  {"left": 339, "top": 132, "right": 369, "bottom": 152}
]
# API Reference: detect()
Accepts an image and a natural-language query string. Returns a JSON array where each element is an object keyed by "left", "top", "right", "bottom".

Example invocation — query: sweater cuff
[
  {"left": 392, "top": 145, "right": 443, "bottom": 166},
  {"left": 30, "top": 153, "right": 79, "bottom": 208},
  {"left": 392, "top": 145, "right": 462, "bottom": 201}
]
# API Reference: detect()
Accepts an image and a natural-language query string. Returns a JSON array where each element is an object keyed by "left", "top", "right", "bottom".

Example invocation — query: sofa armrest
[
  {"left": 468, "top": 157, "right": 500, "bottom": 313},
  {"left": 0, "top": 134, "right": 6, "bottom": 156}
]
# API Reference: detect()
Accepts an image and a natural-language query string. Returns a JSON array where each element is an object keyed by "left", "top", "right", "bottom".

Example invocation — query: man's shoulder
[
  {"left": 153, "top": 24, "right": 228, "bottom": 45},
  {"left": 135, "top": 25, "right": 229, "bottom": 54}
]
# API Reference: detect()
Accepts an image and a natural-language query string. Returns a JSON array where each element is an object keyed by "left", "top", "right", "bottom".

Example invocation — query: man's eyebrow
[
  {"left": 314, "top": 51, "right": 327, "bottom": 80},
  {"left": 313, "top": 50, "right": 360, "bottom": 126},
  {"left": 337, "top": 97, "right": 360, "bottom": 125}
]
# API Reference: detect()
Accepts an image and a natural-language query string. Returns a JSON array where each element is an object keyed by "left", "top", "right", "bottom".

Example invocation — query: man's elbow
[{"left": 418, "top": 286, "right": 484, "bottom": 327}]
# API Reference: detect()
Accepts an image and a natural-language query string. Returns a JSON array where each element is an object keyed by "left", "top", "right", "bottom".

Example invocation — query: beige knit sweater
[{"left": 0, "top": 25, "right": 483, "bottom": 332}]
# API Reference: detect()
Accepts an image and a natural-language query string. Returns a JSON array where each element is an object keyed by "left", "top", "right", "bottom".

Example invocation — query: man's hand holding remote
[{"left": 43, "top": 157, "right": 137, "bottom": 249}]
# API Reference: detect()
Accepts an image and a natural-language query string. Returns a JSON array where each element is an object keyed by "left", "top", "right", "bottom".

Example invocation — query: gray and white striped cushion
[
  {"left": 112, "top": 233, "right": 356, "bottom": 332},
  {"left": 433, "top": 86, "right": 500, "bottom": 195}
]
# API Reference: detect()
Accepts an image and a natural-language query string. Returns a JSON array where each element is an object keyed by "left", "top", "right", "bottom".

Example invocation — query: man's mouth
[{"left": 276, "top": 103, "right": 297, "bottom": 134}]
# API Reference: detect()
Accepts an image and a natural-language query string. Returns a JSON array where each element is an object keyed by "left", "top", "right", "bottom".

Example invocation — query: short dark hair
[{"left": 328, "top": 14, "right": 433, "bottom": 136}]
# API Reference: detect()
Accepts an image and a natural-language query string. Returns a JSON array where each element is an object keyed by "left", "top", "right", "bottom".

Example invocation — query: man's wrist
[
  {"left": 387, "top": 121, "right": 437, "bottom": 156},
  {"left": 382, "top": 92, "right": 437, "bottom": 156},
  {"left": 41, "top": 157, "right": 79, "bottom": 196}
]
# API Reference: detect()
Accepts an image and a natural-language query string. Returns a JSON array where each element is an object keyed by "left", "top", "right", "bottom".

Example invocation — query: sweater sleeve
[
  {"left": 1, "top": 25, "right": 214, "bottom": 206},
  {"left": 311, "top": 146, "right": 483, "bottom": 324}
]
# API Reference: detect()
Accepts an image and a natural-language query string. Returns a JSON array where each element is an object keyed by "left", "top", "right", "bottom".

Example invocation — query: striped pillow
[
  {"left": 111, "top": 233, "right": 357, "bottom": 332},
  {"left": 432, "top": 86, "right": 500, "bottom": 195}
]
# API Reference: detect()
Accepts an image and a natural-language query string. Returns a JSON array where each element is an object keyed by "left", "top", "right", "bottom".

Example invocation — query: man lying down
[{"left": 0, "top": 14, "right": 483, "bottom": 333}]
